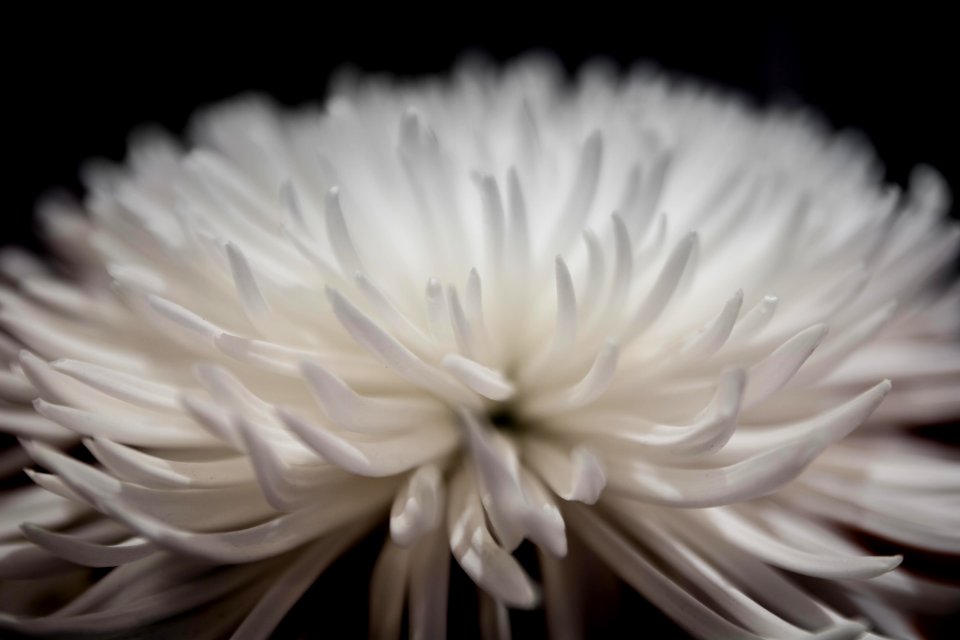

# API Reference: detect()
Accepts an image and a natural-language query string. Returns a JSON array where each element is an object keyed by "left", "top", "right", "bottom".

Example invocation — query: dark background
[{"left": 3, "top": 9, "right": 958, "bottom": 639}]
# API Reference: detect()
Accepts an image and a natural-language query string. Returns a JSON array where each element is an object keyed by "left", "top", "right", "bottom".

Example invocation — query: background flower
[{"left": 1, "top": 15, "right": 960, "bottom": 640}]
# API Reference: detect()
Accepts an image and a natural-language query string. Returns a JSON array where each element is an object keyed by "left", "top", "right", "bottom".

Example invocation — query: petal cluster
[{"left": 0, "top": 57, "right": 958, "bottom": 639}]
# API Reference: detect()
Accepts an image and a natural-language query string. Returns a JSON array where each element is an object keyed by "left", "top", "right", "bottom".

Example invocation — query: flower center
[{"left": 487, "top": 403, "right": 522, "bottom": 433}]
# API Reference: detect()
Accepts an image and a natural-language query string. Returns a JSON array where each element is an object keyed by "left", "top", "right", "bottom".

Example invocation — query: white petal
[
  {"left": 21, "top": 524, "right": 155, "bottom": 568},
  {"left": 356, "top": 272, "right": 437, "bottom": 354},
  {"left": 552, "top": 256, "right": 578, "bottom": 351},
  {"left": 84, "top": 437, "right": 253, "bottom": 489},
  {"left": 278, "top": 407, "right": 457, "bottom": 477},
  {"left": 146, "top": 294, "right": 222, "bottom": 341},
  {"left": 522, "top": 439, "right": 607, "bottom": 504},
  {"left": 548, "top": 130, "right": 603, "bottom": 255},
  {"left": 1, "top": 560, "right": 268, "bottom": 634},
  {"left": 326, "top": 287, "right": 480, "bottom": 408},
  {"left": 0, "top": 369, "right": 36, "bottom": 402},
  {"left": 562, "top": 339, "right": 619, "bottom": 409},
  {"left": 446, "top": 468, "right": 539, "bottom": 609},
  {"left": 52, "top": 358, "right": 182, "bottom": 411},
  {"left": 225, "top": 241, "right": 272, "bottom": 327},
  {"left": 368, "top": 540, "right": 410, "bottom": 640},
  {"left": 625, "top": 232, "right": 698, "bottom": 339},
  {"left": 459, "top": 409, "right": 566, "bottom": 555},
  {"left": 234, "top": 416, "right": 320, "bottom": 511},
  {"left": 724, "top": 380, "right": 891, "bottom": 455},
  {"left": 565, "top": 504, "right": 768, "bottom": 640},
  {"left": 702, "top": 508, "right": 902, "bottom": 579},
  {"left": 408, "top": 524, "right": 450, "bottom": 640},
  {"left": 324, "top": 186, "right": 365, "bottom": 277},
  {"left": 34, "top": 399, "right": 219, "bottom": 449},
  {"left": 744, "top": 324, "right": 828, "bottom": 407},
  {"left": 606, "top": 437, "right": 824, "bottom": 508},
  {"left": 566, "top": 368, "right": 745, "bottom": 458},
  {"left": 729, "top": 295, "right": 778, "bottom": 343},
  {"left": 390, "top": 463, "right": 444, "bottom": 547},
  {"left": 477, "top": 174, "right": 506, "bottom": 271},
  {"left": 505, "top": 167, "right": 531, "bottom": 277},
  {"left": 31, "top": 441, "right": 392, "bottom": 563},
  {"left": 300, "top": 359, "right": 440, "bottom": 432},
  {"left": 681, "top": 289, "right": 744, "bottom": 359},
  {"left": 612, "top": 514, "right": 810, "bottom": 638},
  {"left": 442, "top": 354, "right": 515, "bottom": 401},
  {"left": 0, "top": 408, "right": 75, "bottom": 442}
]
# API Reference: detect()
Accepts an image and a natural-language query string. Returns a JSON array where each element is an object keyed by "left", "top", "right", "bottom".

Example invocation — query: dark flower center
[{"left": 488, "top": 404, "right": 522, "bottom": 432}]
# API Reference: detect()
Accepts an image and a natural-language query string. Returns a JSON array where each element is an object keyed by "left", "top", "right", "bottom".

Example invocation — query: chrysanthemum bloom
[{"left": 0, "top": 57, "right": 958, "bottom": 639}]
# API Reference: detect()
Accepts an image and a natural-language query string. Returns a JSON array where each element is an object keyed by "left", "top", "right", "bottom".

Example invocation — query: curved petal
[
  {"left": 21, "top": 524, "right": 156, "bottom": 568},
  {"left": 446, "top": 468, "right": 539, "bottom": 609}
]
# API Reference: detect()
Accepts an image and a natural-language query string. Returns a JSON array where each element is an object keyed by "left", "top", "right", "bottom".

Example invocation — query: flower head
[{"left": 0, "top": 57, "right": 958, "bottom": 639}]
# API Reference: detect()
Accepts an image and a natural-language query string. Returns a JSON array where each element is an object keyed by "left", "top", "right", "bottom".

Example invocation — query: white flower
[{"left": 0, "top": 56, "right": 958, "bottom": 639}]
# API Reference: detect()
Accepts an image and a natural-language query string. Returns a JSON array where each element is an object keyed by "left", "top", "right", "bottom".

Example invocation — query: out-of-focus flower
[{"left": 0, "top": 57, "right": 958, "bottom": 639}]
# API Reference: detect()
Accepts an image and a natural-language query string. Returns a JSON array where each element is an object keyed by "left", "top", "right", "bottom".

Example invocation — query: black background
[{"left": 3, "top": 9, "right": 958, "bottom": 639}]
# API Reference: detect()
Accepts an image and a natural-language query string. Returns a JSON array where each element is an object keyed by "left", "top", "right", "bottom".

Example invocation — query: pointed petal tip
[
  {"left": 17, "top": 349, "right": 42, "bottom": 368},
  {"left": 442, "top": 354, "right": 514, "bottom": 402},
  {"left": 570, "top": 447, "right": 607, "bottom": 505}
]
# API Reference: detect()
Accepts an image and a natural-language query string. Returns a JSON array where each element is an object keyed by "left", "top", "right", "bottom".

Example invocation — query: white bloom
[{"left": 0, "top": 57, "right": 958, "bottom": 639}]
